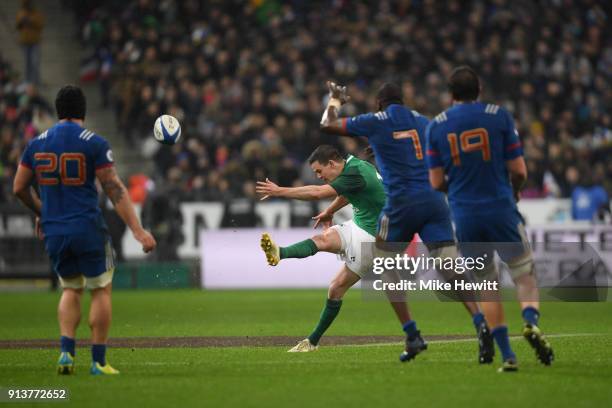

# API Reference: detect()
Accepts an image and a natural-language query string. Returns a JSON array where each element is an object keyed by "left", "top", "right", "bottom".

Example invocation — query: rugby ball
[{"left": 153, "top": 114, "right": 181, "bottom": 145}]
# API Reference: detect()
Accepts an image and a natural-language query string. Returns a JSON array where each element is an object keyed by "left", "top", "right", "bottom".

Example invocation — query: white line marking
[{"left": 342, "top": 332, "right": 608, "bottom": 348}]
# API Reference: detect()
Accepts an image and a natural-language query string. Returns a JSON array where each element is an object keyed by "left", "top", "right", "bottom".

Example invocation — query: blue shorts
[
  {"left": 44, "top": 228, "right": 115, "bottom": 279},
  {"left": 377, "top": 191, "right": 454, "bottom": 244},
  {"left": 454, "top": 209, "right": 529, "bottom": 263}
]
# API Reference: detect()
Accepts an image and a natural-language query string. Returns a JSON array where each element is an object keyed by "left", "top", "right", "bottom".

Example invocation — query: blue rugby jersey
[
  {"left": 425, "top": 102, "right": 523, "bottom": 217},
  {"left": 344, "top": 104, "right": 432, "bottom": 199},
  {"left": 20, "top": 121, "right": 114, "bottom": 235}
]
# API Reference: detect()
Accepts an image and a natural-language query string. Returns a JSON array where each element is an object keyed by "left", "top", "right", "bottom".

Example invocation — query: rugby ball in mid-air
[{"left": 153, "top": 114, "right": 181, "bottom": 145}]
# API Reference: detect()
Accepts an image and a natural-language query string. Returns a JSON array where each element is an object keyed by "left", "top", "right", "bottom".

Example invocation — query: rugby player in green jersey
[{"left": 256, "top": 145, "right": 387, "bottom": 352}]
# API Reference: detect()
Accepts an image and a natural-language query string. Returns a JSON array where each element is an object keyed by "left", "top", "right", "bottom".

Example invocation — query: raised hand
[
  {"left": 326, "top": 81, "right": 350, "bottom": 104},
  {"left": 312, "top": 210, "right": 334, "bottom": 230},
  {"left": 256, "top": 178, "right": 281, "bottom": 201}
]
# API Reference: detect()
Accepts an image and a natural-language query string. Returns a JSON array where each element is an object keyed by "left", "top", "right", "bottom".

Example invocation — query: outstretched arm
[
  {"left": 96, "top": 166, "right": 156, "bottom": 253},
  {"left": 256, "top": 178, "right": 337, "bottom": 201},
  {"left": 325, "top": 195, "right": 349, "bottom": 213},
  {"left": 320, "top": 81, "right": 351, "bottom": 136}
]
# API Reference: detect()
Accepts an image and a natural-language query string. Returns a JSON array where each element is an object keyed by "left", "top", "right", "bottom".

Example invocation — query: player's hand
[
  {"left": 134, "top": 229, "right": 156, "bottom": 253},
  {"left": 326, "top": 81, "right": 350, "bottom": 104},
  {"left": 312, "top": 210, "right": 333, "bottom": 230},
  {"left": 514, "top": 189, "right": 521, "bottom": 203},
  {"left": 256, "top": 178, "right": 281, "bottom": 201},
  {"left": 34, "top": 216, "right": 44, "bottom": 240}
]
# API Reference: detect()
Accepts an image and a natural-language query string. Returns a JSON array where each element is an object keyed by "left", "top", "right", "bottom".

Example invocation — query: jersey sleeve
[
  {"left": 329, "top": 169, "right": 366, "bottom": 195},
  {"left": 92, "top": 136, "right": 115, "bottom": 170},
  {"left": 425, "top": 122, "right": 443, "bottom": 169},
  {"left": 344, "top": 113, "right": 377, "bottom": 137},
  {"left": 502, "top": 110, "right": 523, "bottom": 160},
  {"left": 20, "top": 140, "right": 35, "bottom": 169}
]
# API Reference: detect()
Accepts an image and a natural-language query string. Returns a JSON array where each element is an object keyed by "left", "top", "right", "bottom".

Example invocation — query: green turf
[{"left": 0, "top": 290, "right": 611, "bottom": 407}]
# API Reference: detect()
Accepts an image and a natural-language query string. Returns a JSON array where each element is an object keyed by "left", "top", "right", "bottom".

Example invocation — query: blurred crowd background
[{"left": 1, "top": 0, "right": 611, "bottom": 210}]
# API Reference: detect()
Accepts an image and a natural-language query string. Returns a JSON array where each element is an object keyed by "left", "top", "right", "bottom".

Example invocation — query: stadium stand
[{"left": 1, "top": 0, "right": 610, "bottom": 206}]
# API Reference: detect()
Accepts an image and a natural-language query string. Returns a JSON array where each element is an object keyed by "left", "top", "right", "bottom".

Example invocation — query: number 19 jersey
[
  {"left": 20, "top": 121, "right": 114, "bottom": 236},
  {"left": 425, "top": 102, "right": 523, "bottom": 218}
]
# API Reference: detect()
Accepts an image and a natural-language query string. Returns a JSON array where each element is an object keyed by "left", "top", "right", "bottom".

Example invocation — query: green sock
[
  {"left": 279, "top": 239, "right": 319, "bottom": 259},
  {"left": 307, "top": 299, "right": 343, "bottom": 345}
]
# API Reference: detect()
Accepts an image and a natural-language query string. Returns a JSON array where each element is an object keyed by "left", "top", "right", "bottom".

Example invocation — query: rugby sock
[
  {"left": 522, "top": 306, "right": 540, "bottom": 326},
  {"left": 280, "top": 239, "right": 319, "bottom": 259},
  {"left": 60, "top": 336, "right": 75, "bottom": 356},
  {"left": 491, "top": 326, "right": 516, "bottom": 361},
  {"left": 307, "top": 299, "right": 342, "bottom": 346},
  {"left": 91, "top": 344, "right": 107, "bottom": 366},
  {"left": 402, "top": 320, "right": 418, "bottom": 340},
  {"left": 472, "top": 312, "right": 485, "bottom": 331}
]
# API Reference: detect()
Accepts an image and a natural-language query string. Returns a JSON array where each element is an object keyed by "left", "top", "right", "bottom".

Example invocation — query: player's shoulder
[
  {"left": 76, "top": 127, "right": 108, "bottom": 144},
  {"left": 345, "top": 155, "right": 363, "bottom": 170},
  {"left": 25, "top": 128, "right": 51, "bottom": 150}
]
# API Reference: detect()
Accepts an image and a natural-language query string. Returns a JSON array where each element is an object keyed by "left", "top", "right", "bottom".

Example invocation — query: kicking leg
[
  {"left": 290, "top": 265, "right": 360, "bottom": 352},
  {"left": 261, "top": 228, "right": 342, "bottom": 266}
]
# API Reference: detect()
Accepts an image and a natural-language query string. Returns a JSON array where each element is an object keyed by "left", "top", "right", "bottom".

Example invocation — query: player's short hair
[
  {"left": 448, "top": 66, "right": 480, "bottom": 101},
  {"left": 55, "top": 85, "right": 86, "bottom": 120},
  {"left": 376, "top": 83, "right": 403, "bottom": 108},
  {"left": 308, "top": 145, "right": 343, "bottom": 165}
]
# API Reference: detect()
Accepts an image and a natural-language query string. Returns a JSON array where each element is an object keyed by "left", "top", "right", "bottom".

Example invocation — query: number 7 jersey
[
  {"left": 343, "top": 103, "right": 433, "bottom": 200},
  {"left": 20, "top": 121, "right": 114, "bottom": 236},
  {"left": 425, "top": 102, "right": 523, "bottom": 217}
]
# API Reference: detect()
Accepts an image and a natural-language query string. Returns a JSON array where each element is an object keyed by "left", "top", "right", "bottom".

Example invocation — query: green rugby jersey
[{"left": 329, "top": 155, "right": 386, "bottom": 236}]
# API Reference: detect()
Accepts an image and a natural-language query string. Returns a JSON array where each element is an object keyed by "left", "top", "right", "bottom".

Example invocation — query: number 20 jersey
[
  {"left": 20, "top": 121, "right": 114, "bottom": 236},
  {"left": 425, "top": 102, "right": 523, "bottom": 218}
]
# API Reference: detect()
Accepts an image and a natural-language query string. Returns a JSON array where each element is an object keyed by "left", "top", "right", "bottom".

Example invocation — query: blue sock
[
  {"left": 522, "top": 306, "right": 540, "bottom": 326},
  {"left": 60, "top": 336, "right": 75, "bottom": 356},
  {"left": 472, "top": 312, "right": 485, "bottom": 330},
  {"left": 491, "top": 326, "right": 515, "bottom": 361},
  {"left": 91, "top": 344, "right": 106, "bottom": 366},
  {"left": 402, "top": 320, "right": 418, "bottom": 340}
]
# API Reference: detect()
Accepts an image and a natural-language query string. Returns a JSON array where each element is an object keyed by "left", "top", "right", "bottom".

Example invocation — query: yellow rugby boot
[
  {"left": 260, "top": 233, "right": 280, "bottom": 266},
  {"left": 90, "top": 362, "right": 120, "bottom": 375}
]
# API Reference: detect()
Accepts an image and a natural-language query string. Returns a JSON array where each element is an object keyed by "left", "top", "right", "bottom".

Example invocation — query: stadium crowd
[
  {"left": 0, "top": 52, "right": 54, "bottom": 204},
  {"left": 1, "top": 1, "right": 611, "bottom": 208}
]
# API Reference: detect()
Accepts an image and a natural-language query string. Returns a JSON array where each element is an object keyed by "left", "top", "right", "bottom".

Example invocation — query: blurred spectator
[
  {"left": 16, "top": 0, "right": 45, "bottom": 85},
  {"left": 100, "top": 193, "right": 126, "bottom": 262},
  {"left": 0, "top": 52, "right": 55, "bottom": 205},
  {"left": 571, "top": 171, "right": 609, "bottom": 221},
  {"left": 141, "top": 168, "right": 184, "bottom": 261}
]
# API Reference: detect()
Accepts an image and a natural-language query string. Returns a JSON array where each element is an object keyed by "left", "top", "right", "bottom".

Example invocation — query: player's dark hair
[
  {"left": 308, "top": 145, "right": 343, "bottom": 165},
  {"left": 55, "top": 85, "right": 86, "bottom": 120},
  {"left": 376, "top": 83, "right": 403, "bottom": 109},
  {"left": 448, "top": 66, "right": 480, "bottom": 102}
]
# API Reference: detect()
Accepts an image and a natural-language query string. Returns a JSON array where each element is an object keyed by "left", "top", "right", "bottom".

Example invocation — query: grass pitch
[{"left": 0, "top": 289, "right": 611, "bottom": 407}]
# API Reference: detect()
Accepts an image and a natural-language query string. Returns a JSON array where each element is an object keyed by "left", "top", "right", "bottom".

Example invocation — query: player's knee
[
  {"left": 508, "top": 254, "right": 534, "bottom": 281},
  {"left": 474, "top": 259, "right": 498, "bottom": 281},
  {"left": 311, "top": 234, "right": 328, "bottom": 251},
  {"left": 428, "top": 243, "right": 458, "bottom": 281}
]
